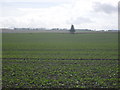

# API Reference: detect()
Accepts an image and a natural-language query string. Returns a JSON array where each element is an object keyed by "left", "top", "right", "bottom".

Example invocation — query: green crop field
[{"left": 2, "top": 32, "right": 119, "bottom": 88}]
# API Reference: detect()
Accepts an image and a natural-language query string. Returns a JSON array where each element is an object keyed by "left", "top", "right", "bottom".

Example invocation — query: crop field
[{"left": 2, "top": 32, "right": 119, "bottom": 88}]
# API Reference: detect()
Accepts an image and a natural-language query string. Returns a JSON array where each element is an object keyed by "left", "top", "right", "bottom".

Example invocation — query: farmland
[{"left": 2, "top": 32, "right": 119, "bottom": 88}]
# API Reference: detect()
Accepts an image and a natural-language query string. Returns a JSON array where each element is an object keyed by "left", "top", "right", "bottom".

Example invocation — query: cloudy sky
[{"left": 0, "top": 0, "right": 119, "bottom": 30}]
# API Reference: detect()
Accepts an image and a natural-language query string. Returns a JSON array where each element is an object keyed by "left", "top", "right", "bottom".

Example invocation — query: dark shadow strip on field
[
  {"left": 3, "top": 53, "right": 119, "bottom": 56},
  {"left": 2, "top": 58, "right": 119, "bottom": 60},
  {"left": 2, "top": 49, "right": 118, "bottom": 51}
]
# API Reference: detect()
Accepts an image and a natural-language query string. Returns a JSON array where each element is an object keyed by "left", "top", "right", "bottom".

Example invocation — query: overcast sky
[{"left": 0, "top": 0, "right": 119, "bottom": 30}]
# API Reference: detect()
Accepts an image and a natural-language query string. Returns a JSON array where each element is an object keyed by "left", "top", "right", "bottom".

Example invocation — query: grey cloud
[
  {"left": 118, "top": 2, "right": 120, "bottom": 13},
  {"left": 68, "top": 17, "right": 93, "bottom": 24},
  {"left": 118, "top": 2, "right": 120, "bottom": 30},
  {"left": 93, "top": 2, "right": 117, "bottom": 14}
]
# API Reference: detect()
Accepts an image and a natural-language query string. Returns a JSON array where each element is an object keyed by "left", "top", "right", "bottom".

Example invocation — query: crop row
[{"left": 2, "top": 59, "right": 119, "bottom": 88}]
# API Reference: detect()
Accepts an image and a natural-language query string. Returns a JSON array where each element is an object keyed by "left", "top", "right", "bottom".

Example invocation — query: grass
[{"left": 2, "top": 32, "right": 119, "bottom": 88}]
